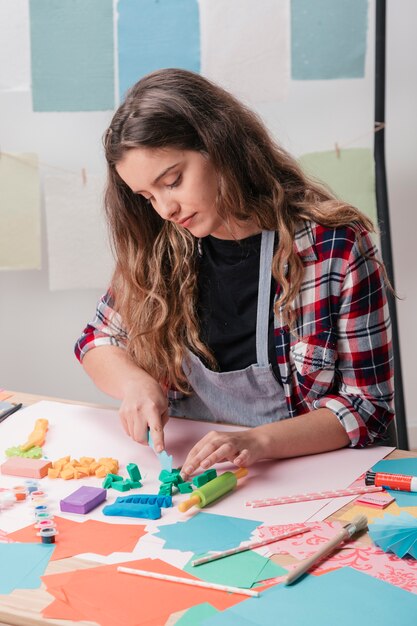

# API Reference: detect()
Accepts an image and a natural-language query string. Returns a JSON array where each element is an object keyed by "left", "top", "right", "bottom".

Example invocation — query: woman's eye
[{"left": 167, "top": 174, "right": 181, "bottom": 190}]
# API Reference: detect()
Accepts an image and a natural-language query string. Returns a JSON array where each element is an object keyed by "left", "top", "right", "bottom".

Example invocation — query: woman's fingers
[
  {"left": 182, "top": 431, "right": 243, "bottom": 478},
  {"left": 118, "top": 393, "right": 168, "bottom": 448}
]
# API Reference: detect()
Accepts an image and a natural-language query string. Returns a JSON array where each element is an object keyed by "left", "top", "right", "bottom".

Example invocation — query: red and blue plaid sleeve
[
  {"left": 74, "top": 290, "right": 128, "bottom": 363},
  {"left": 313, "top": 229, "right": 394, "bottom": 447}
]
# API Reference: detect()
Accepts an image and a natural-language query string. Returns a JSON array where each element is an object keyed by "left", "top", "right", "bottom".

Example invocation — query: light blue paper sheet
[
  {"left": 29, "top": 0, "right": 114, "bottom": 111},
  {"left": 371, "top": 458, "right": 417, "bottom": 506},
  {"left": 117, "top": 0, "right": 200, "bottom": 100},
  {"left": 0, "top": 542, "right": 54, "bottom": 594},
  {"left": 291, "top": 0, "right": 368, "bottom": 79},
  {"left": 154, "top": 512, "right": 261, "bottom": 553},
  {"left": 201, "top": 567, "right": 417, "bottom": 626}
]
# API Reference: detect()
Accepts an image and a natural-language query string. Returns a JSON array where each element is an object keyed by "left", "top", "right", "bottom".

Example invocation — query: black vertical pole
[{"left": 374, "top": 0, "right": 408, "bottom": 449}]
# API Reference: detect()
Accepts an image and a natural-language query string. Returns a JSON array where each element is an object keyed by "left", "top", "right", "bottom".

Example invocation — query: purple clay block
[{"left": 60, "top": 486, "right": 107, "bottom": 514}]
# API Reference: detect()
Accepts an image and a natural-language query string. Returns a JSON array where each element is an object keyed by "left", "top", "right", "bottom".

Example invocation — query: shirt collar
[{"left": 293, "top": 220, "right": 318, "bottom": 262}]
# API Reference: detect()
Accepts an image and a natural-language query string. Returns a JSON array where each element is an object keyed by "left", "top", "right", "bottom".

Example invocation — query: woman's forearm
[
  {"left": 82, "top": 345, "right": 155, "bottom": 400},
  {"left": 255, "top": 408, "right": 350, "bottom": 459}
]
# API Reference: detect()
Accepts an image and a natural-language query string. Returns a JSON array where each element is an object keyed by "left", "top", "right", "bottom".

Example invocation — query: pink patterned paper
[
  {"left": 259, "top": 521, "right": 417, "bottom": 594},
  {"left": 257, "top": 521, "right": 342, "bottom": 559}
]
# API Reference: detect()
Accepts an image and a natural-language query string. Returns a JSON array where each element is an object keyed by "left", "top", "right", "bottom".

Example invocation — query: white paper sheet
[
  {"left": 199, "top": 0, "right": 290, "bottom": 105},
  {"left": 44, "top": 173, "right": 114, "bottom": 290},
  {"left": 0, "top": 401, "right": 393, "bottom": 535},
  {"left": 0, "top": 0, "right": 31, "bottom": 92}
]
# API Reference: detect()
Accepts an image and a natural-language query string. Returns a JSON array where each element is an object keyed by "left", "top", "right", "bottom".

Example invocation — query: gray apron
[{"left": 169, "top": 230, "right": 288, "bottom": 427}]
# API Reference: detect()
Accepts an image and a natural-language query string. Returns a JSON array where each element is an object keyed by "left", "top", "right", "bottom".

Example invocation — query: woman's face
[{"left": 116, "top": 147, "right": 256, "bottom": 240}]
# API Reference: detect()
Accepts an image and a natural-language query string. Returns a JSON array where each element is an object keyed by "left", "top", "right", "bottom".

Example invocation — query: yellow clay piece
[
  {"left": 80, "top": 456, "right": 94, "bottom": 465},
  {"left": 61, "top": 468, "right": 75, "bottom": 480},
  {"left": 20, "top": 419, "right": 49, "bottom": 452},
  {"left": 48, "top": 456, "right": 119, "bottom": 480}
]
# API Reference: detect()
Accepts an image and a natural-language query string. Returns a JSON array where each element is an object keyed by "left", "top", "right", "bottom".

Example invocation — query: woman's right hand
[{"left": 119, "top": 376, "right": 169, "bottom": 452}]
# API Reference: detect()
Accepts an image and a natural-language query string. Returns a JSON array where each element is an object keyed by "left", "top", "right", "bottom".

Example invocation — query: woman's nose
[{"left": 156, "top": 195, "right": 180, "bottom": 221}]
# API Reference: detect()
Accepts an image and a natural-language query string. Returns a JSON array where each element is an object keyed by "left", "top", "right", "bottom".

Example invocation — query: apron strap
[{"left": 256, "top": 230, "right": 275, "bottom": 367}]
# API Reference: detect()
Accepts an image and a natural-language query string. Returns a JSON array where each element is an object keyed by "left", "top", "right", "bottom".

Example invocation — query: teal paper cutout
[
  {"left": 369, "top": 512, "right": 417, "bottom": 559},
  {"left": 30, "top": 0, "right": 114, "bottom": 111},
  {"left": 154, "top": 512, "right": 261, "bottom": 554},
  {"left": 147, "top": 430, "right": 173, "bottom": 472},
  {"left": 291, "top": 0, "right": 368, "bottom": 80}
]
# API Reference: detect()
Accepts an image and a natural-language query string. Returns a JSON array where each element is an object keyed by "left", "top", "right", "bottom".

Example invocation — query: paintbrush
[{"left": 284, "top": 515, "right": 368, "bottom": 585}]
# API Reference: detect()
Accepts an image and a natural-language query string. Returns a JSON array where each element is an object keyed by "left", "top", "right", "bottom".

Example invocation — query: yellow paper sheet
[{"left": 0, "top": 153, "right": 41, "bottom": 269}]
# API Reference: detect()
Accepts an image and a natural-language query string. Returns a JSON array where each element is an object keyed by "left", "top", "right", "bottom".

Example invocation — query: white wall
[
  {"left": 385, "top": 0, "right": 417, "bottom": 446},
  {"left": 1, "top": 1, "right": 416, "bottom": 442}
]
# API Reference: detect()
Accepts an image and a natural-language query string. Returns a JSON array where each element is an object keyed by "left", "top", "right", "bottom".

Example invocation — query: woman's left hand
[{"left": 181, "top": 429, "right": 266, "bottom": 479}]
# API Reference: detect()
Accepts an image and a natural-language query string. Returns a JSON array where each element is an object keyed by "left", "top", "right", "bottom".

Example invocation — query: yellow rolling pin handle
[
  {"left": 20, "top": 419, "right": 49, "bottom": 451},
  {"left": 178, "top": 468, "right": 248, "bottom": 512}
]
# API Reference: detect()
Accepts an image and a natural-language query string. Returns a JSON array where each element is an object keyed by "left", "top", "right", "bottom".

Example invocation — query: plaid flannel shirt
[{"left": 75, "top": 221, "right": 394, "bottom": 447}]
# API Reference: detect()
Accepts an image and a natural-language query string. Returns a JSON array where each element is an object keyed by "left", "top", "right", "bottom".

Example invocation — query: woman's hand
[
  {"left": 119, "top": 377, "right": 169, "bottom": 452},
  {"left": 181, "top": 428, "right": 266, "bottom": 479}
]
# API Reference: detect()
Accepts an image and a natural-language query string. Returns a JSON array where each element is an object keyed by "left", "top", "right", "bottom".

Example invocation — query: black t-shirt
[{"left": 196, "top": 233, "right": 281, "bottom": 382}]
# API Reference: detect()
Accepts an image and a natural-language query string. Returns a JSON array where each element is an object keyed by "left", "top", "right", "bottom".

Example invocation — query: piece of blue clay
[
  {"left": 115, "top": 494, "right": 173, "bottom": 508},
  {"left": 102, "top": 502, "right": 161, "bottom": 519}
]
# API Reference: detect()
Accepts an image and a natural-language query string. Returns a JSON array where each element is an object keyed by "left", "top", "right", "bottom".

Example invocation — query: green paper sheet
[
  {"left": 184, "top": 550, "right": 284, "bottom": 589},
  {"left": 175, "top": 602, "right": 218, "bottom": 626},
  {"left": 299, "top": 148, "right": 377, "bottom": 228}
]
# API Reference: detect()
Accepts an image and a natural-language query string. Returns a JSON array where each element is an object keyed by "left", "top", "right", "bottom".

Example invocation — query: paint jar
[
  {"left": 37, "top": 527, "right": 58, "bottom": 544},
  {"left": 30, "top": 490, "right": 46, "bottom": 501},
  {"left": 35, "top": 519, "right": 56, "bottom": 531},
  {"left": 35, "top": 511, "right": 54, "bottom": 522},
  {"left": 13, "top": 485, "right": 27, "bottom": 501},
  {"left": 33, "top": 504, "right": 49, "bottom": 514},
  {"left": 25, "top": 480, "right": 40, "bottom": 494}
]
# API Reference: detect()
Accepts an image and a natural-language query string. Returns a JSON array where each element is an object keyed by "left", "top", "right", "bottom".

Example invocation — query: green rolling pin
[{"left": 178, "top": 467, "right": 248, "bottom": 512}]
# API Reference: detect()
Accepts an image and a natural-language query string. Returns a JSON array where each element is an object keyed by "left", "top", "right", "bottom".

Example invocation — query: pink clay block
[{"left": 0, "top": 457, "right": 52, "bottom": 478}]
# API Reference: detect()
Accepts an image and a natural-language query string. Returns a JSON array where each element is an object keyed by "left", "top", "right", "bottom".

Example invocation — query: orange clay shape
[{"left": 20, "top": 419, "right": 49, "bottom": 451}]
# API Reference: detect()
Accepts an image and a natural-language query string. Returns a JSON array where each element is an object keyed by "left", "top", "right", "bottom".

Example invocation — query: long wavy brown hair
[{"left": 104, "top": 68, "right": 377, "bottom": 391}]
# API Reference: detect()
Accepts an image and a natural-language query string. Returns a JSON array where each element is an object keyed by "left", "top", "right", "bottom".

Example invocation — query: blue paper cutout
[
  {"left": 369, "top": 512, "right": 417, "bottom": 559},
  {"left": 371, "top": 458, "right": 417, "bottom": 507},
  {"left": 201, "top": 567, "right": 417, "bottom": 626},
  {"left": 117, "top": 0, "right": 200, "bottom": 100},
  {"left": 147, "top": 430, "right": 173, "bottom": 472},
  {"left": 0, "top": 542, "right": 54, "bottom": 594},
  {"left": 154, "top": 512, "right": 262, "bottom": 554}
]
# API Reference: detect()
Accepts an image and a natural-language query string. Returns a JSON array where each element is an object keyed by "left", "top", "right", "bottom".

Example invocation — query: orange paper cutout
[
  {"left": 42, "top": 558, "right": 244, "bottom": 626},
  {"left": 8, "top": 516, "right": 146, "bottom": 560}
]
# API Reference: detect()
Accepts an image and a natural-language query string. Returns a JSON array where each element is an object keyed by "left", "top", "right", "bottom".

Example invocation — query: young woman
[{"left": 75, "top": 68, "right": 394, "bottom": 479}]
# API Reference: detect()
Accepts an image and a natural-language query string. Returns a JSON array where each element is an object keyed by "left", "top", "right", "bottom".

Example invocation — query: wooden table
[{"left": 0, "top": 391, "right": 413, "bottom": 626}]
